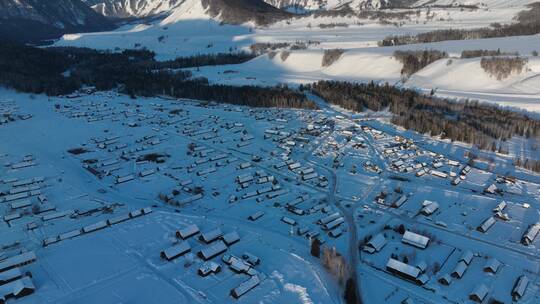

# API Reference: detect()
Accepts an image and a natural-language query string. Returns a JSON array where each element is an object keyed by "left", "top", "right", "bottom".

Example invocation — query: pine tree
[
  {"left": 344, "top": 278, "right": 358, "bottom": 304},
  {"left": 311, "top": 238, "right": 321, "bottom": 258}
]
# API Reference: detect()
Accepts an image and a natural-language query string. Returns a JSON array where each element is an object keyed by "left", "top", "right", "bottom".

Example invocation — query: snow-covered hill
[{"left": 186, "top": 42, "right": 540, "bottom": 111}]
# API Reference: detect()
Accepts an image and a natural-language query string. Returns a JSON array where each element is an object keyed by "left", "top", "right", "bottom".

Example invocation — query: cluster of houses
[
  {"left": 235, "top": 170, "right": 285, "bottom": 202},
  {"left": 368, "top": 128, "right": 472, "bottom": 184},
  {"left": 1, "top": 173, "right": 47, "bottom": 227},
  {"left": 386, "top": 145, "right": 463, "bottom": 182},
  {"left": 439, "top": 249, "right": 529, "bottom": 302},
  {"left": 159, "top": 223, "right": 264, "bottom": 299},
  {"left": 370, "top": 224, "right": 533, "bottom": 302},
  {"left": 77, "top": 133, "right": 169, "bottom": 183},
  {"left": 56, "top": 97, "right": 173, "bottom": 127},
  {"left": 275, "top": 193, "right": 347, "bottom": 243}
]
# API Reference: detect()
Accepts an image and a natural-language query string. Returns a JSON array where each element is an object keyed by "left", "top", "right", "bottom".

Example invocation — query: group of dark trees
[
  {"left": 145, "top": 52, "right": 255, "bottom": 70},
  {"left": 0, "top": 42, "right": 314, "bottom": 109},
  {"left": 318, "top": 23, "right": 349, "bottom": 29},
  {"left": 514, "top": 158, "right": 540, "bottom": 173},
  {"left": 379, "top": 2, "right": 540, "bottom": 46},
  {"left": 306, "top": 81, "right": 540, "bottom": 151},
  {"left": 480, "top": 56, "right": 528, "bottom": 80},
  {"left": 393, "top": 50, "right": 448, "bottom": 78},
  {"left": 322, "top": 49, "right": 345, "bottom": 67},
  {"left": 311, "top": 238, "right": 358, "bottom": 304},
  {"left": 460, "top": 49, "right": 518, "bottom": 59},
  {"left": 390, "top": 49, "right": 528, "bottom": 80}
]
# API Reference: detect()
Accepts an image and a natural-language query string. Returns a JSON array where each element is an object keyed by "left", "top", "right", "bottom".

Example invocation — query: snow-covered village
[{"left": 1, "top": 0, "right": 540, "bottom": 303}]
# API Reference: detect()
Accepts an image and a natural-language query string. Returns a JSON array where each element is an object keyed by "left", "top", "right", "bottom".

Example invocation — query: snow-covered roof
[
  {"left": 176, "top": 224, "right": 200, "bottom": 239},
  {"left": 459, "top": 250, "right": 474, "bottom": 265},
  {"left": 522, "top": 223, "right": 540, "bottom": 245},
  {"left": 0, "top": 268, "right": 22, "bottom": 284},
  {"left": 451, "top": 261, "right": 468, "bottom": 279},
  {"left": 386, "top": 258, "right": 420, "bottom": 280},
  {"left": 198, "top": 240, "right": 227, "bottom": 261},
  {"left": 161, "top": 242, "right": 191, "bottom": 261},
  {"left": 222, "top": 231, "right": 240, "bottom": 246},
  {"left": 0, "top": 276, "right": 35, "bottom": 301},
  {"left": 483, "top": 258, "right": 501, "bottom": 273},
  {"left": 420, "top": 201, "right": 439, "bottom": 215},
  {"left": 402, "top": 231, "right": 430, "bottom": 249},
  {"left": 363, "top": 233, "right": 387, "bottom": 253},
  {"left": 0, "top": 252, "right": 36, "bottom": 273},
  {"left": 477, "top": 217, "right": 496, "bottom": 233},
  {"left": 231, "top": 275, "right": 260, "bottom": 298},
  {"left": 199, "top": 228, "right": 223, "bottom": 244},
  {"left": 469, "top": 284, "right": 489, "bottom": 303},
  {"left": 512, "top": 275, "right": 529, "bottom": 300}
]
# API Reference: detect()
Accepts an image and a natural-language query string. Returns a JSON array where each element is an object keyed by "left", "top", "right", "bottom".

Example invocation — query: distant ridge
[{"left": 0, "top": 0, "right": 115, "bottom": 43}]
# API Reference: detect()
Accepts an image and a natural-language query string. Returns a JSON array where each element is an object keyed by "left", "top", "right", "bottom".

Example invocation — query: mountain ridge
[{"left": 0, "top": 0, "right": 115, "bottom": 42}]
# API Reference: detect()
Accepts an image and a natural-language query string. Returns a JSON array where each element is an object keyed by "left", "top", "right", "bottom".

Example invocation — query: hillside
[{"left": 0, "top": 0, "right": 115, "bottom": 42}]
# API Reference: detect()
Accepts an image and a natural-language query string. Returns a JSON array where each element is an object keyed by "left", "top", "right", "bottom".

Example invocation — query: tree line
[
  {"left": 0, "top": 42, "right": 314, "bottom": 109},
  {"left": 144, "top": 52, "right": 256, "bottom": 70},
  {"left": 379, "top": 3, "right": 540, "bottom": 46},
  {"left": 460, "top": 49, "right": 518, "bottom": 59},
  {"left": 305, "top": 81, "right": 540, "bottom": 151}
]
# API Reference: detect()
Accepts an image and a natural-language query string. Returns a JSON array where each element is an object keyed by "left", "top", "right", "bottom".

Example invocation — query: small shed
[
  {"left": 483, "top": 258, "right": 501, "bottom": 274},
  {"left": 459, "top": 250, "right": 474, "bottom": 265},
  {"left": 438, "top": 274, "right": 452, "bottom": 286},
  {"left": 451, "top": 261, "right": 468, "bottom": 279},
  {"left": 469, "top": 284, "right": 489, "bottom": 303},
  {"left": 477, "top": 217, "right": 496, "bottom": 233},
  {"left": 512, "top": 275, "right": 528, "bottom": 301}
]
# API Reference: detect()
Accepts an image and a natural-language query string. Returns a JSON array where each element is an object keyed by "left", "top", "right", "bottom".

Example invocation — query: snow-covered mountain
[
  {"left": 0, "top": 0, "right": 114, "bottom": 42},
  {"left": 56, "top": 0, "right": 290, "bottom": 59},
  {"left": 83, "top": 0, "right": 291, "bottom": 22},
  {"left": 83, "top": 0, "right": 413, "bottom": 18},
  {"left": 82, "top": 0, "right": 183, "bottom": 18}
]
